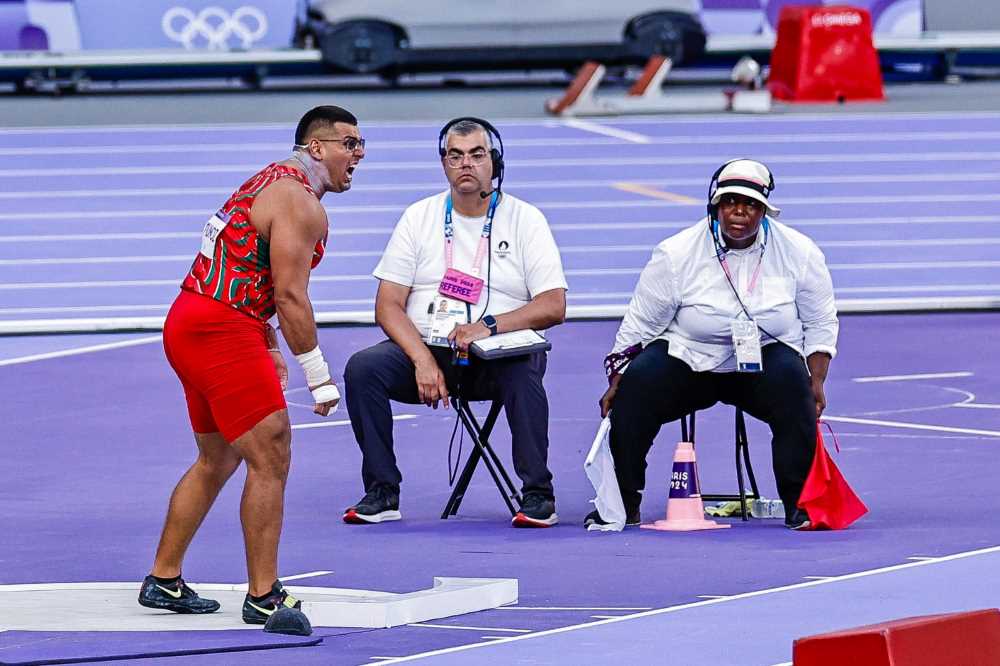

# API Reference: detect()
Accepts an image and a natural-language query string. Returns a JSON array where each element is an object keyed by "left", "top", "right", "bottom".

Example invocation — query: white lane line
[
  {"left": 408, "top": 623, "right": 531, "bottom": 633},
  {"left": 10, "top": 171, "right": 1000, "bottom": 198},
  {"left": 6, "top": 130, "right": 1000, "bottom": 156},
  {"left": 0, "top": 274, "right": 371, "bottom": 290},
  {"left": 853, "top": 371, "right": 974, "bottom": 383},
  {"left": 769, "top": 662, "right": 793, "bottom": 666},
  {"left": 0, "top": 335, "right": 162, "bottom": 367},
  {"left": 12, "top": 170, "right": 1000, "bottom": 199},
  {"left": 0, "top": 249, "right": 383, "bottom": 266},
  {"left": 281, "top": 571, "right": 334, "bottom": 581},
  {"left": 11, "top": 193, "right": 1000, "bottom": 222},
  {"left": 822, "top": 415, "right": 1000, "bottom": 438},
  {"left": 291, "top": 415, "right": 415, "bottom": 431},
  {"left": 955, "top": 403, "right": 1000, "bottom": 410},
  {"left": 0, "top": 110, "right": 993, "bottom": 135},
  {"left": 5, "top": 244, "right": 1000, "bottom": 267},
  {"left": 837, "top": 285, "right": 1000, "bottom": 294},
  {"left": 7, "top": 151, "right": 1000, "bottom": 180},
  {"left": 376, "top": 545, "right": 1000, "bottom": 664},
  {"left": 2, "top": 215, "right": 998, "bottom": 244},
  {"left": 496, "top": 607, "right": 653, "bottom": 611}
]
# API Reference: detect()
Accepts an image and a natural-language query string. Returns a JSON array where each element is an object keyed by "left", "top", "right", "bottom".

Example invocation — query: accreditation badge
[
  {"left": 730, "top": 317, "right": 763, "bottom": 373},
  {"left": 439, "top": 268, "right": 484, "bottom": 305},
  {"left": 199, "top": 210, "right": 230, "bottom": 259},
  {"left": 427, "top": 296, "right": 469, "bottom": 347}
]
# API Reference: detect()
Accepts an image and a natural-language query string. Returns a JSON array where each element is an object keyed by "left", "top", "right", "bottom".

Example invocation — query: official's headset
[
  {"left": 705, "top": 159, "right": 779, "bottom": 342},
  {"left": 438, "top": 116, "right": 505, "bottom": 198},
  {"left": 706, "top": 158, "right": 775, "bottom": 253}
]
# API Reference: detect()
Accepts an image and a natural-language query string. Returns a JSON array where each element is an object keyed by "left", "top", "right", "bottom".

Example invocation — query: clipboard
[{"left": 470, "top": 329, "right": 552, "bottom": 360}]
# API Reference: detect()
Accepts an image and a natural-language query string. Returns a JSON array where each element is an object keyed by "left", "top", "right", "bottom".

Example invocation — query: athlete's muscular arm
[
  {"left": 255, "top": 180, "right": 338, "bottom": 415},
  {"left": 259, "top": 181, "right": 325, "bottom": 354}
]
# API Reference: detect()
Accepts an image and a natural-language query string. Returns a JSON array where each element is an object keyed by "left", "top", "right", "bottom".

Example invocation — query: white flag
[{"left": 584, "top": 416, "right": 626, "bottom": 531}]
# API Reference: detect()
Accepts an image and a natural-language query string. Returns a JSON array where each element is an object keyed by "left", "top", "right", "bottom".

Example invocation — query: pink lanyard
[
  {"left": 718, "top": 249, "right": 765, "bottom": 299},
  {"left": 444, "top": 192, "right": 498, "bottom": 276}
]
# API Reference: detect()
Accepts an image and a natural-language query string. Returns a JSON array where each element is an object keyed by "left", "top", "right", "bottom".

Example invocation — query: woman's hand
[{"left": 599, "top": 374, "right": 623, "bottom": 418}]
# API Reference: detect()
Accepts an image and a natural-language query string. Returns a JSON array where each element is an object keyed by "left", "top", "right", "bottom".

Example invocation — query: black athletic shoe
[
  {"left": 343, "top": 485, "right": 401, "bottom": 524},
  {"left": 138, "top": 575, "right": 220, "bottom": 614},
  {"left": 243, "top": 580, "right": 303, "bottom": 625},
  {"left": 785, "top": 509, "right": 813, "bottom": 531},
  {"left": 583, "top": 507, "right": 641, "bottom": 529},
  {"left": 512, "top": 493, "right": 558, "bottom": 528}
]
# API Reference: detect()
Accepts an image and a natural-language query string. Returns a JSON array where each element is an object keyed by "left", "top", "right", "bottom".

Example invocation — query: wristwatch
[{"left": 482, "top": 314, "right": 498, "bottom": 336}]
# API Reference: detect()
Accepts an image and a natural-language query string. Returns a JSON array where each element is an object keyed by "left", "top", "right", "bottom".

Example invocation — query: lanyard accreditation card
[
  {"left": 428, "top": 192, "right": 499, "bottom": 346},
  {"left": 718, "top": 237, "right": 766, "bottom": 373}
]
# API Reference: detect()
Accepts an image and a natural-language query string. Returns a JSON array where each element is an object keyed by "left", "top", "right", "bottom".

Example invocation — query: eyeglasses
[
  {"left": 719, "top": 194, "right": 763, "bottom": 211},
  {"left": 444, "top": 150, "right": 489, "bottom": 168},
  {"left": 315, "top": 136, "right": 366, "bottom": 153}
]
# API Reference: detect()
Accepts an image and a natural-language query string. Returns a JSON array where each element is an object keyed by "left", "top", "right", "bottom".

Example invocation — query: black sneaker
[
  {"left": 512, "top": 493, "right": 558, "bottom": 528},
  {"left": 138, "top": 575, "right": 220, "bottom": 614},
  {"left": 583, "top": 507, "right": 641, "bottom": 529},
  {"left": 785, "top": 508, "right": 813, "bottom": 531},
  {"left": 343, "top": 485, "right": 401, "bottom": 524},
  {"left": 243, "top": 580, "right": 303, "bottom": 625}
]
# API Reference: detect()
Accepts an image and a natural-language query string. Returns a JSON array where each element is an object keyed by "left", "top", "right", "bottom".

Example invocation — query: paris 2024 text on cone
[{"left": 642, "top": 441, "right": 730, "bottom": 532}]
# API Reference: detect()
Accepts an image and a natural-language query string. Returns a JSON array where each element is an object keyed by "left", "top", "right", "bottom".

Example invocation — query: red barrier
[
  {"left": 768, "top": 5, "right": 884, "bottom": 103},
  {"left": 793, "top": 609, "right": 1000, "bottom": 666}
]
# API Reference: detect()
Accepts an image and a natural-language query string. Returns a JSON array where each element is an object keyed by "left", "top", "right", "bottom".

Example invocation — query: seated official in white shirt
[
  {"left": 591, "top": 159, "right": 838, "bottom": 532},
  {"left": 343, "top": 117, "right": 568, "bottom": 528}
]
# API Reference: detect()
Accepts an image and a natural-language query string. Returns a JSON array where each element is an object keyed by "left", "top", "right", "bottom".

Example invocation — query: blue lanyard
[{"left": 444, "top": 191, "right": 499, "bottom": 272}]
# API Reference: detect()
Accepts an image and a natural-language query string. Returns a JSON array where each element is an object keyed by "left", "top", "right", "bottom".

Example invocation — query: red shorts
[{"left": 163, "top": 290, "right": 286, "bottom": 442}]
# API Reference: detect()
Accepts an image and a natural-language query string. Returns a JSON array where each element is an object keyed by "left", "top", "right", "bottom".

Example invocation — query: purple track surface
[
  {"left": 2, "top": 112, "right": 1000, "bottom": 327},
  {"left": 4, "top": 312, "right": 1000, "bottom": 664}
]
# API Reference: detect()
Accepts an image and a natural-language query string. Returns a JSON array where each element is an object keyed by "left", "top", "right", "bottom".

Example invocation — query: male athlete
[{"left": 138, "top": 106, "right": 363, "bottom": 634}]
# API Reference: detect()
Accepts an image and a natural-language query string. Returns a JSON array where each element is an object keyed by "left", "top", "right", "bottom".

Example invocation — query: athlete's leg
[
  {"left": 151, "top": 431, "right": 242, "bottom": 578},
  {"left": 229, "top": 409, "right": 292, "bottom": 597}
]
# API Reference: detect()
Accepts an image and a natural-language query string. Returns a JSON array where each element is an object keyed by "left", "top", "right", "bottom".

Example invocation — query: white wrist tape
[
  {"left": 295, "top": 346, "right": 331, "bottom": 389},
  {"left": 311, "top": 383, "right": 341, "bottom": 406}
]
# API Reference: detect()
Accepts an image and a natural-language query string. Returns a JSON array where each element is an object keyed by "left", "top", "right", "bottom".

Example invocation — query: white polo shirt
[
  {"left": 611, "top": 218, "right": 838, "bottom": 372},
  {"left": 374, "top": 191, "right": 568, "bottom": 339}
]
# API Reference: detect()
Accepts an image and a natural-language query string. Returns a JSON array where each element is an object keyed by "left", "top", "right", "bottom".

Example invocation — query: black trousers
[
  {"left": 344, "top": 339, "right": 554, "bottom": 498},
  {"left": 609, "top": 340, "right": 816, "bottom": 516}
]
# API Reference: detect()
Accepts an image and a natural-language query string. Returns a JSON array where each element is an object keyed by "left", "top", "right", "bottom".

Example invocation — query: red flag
[{"left": 797, "top": 422, "right": 868, "bottom": 530}]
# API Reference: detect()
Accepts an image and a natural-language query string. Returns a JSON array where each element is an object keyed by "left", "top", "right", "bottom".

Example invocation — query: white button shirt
[{"left": 611, "top": 218, "right": 838, "bottom": 372}]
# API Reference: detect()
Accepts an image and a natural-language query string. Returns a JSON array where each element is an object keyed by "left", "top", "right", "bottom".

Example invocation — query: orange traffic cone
[{"left": 642, "top": 441, "right": 730, "bottom": 532}]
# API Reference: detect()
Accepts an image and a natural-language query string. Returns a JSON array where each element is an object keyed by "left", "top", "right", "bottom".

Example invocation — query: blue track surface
[{"left": 2, "top": 111, "right": 1000, "bottom": 330}]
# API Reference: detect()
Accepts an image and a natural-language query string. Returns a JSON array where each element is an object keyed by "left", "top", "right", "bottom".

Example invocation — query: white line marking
[
  {"left": 375, "top": 544, "right": 1000, "bottom": 664},
  {"left": 563, "top": 119, "right": 652, "bottom": 143},
  {"left": 11, "top": 193, "right": 1000, "bottom": 223},
  {"left": 0, "top": 274, "right": 371, "bottom": 290},
  {"left": 802, "top": 576, "right": 834, "bottom": 581},
  {"left": 8, "top": 130, "right": 1000, "bottom": 157},
  {"left": 769, "top": 662, "right": 793, "bottom": 666},
  {"left": 408, "top": 623, "right": 530, "bottom": 633},
  {"left": 955, "top": 403, "right": 1000, "bottom": 410},
  {"left": 8, "top": 150, "right": 1000, "bottom": 179},
  {"left": 9, "top": 171, "right": 1000, "bottom": 198},
  {"left": 853, "top": 371, "right": 974, "bottom": 383},
  {"left": 495, "top": 607, "right": 653, "bottom": 611},
  {"left": 291, "top": 415, "right": 415, "bottom": 431},
  {"left": 695, "top": 595, "right": 727, "bottom": 600},
  {"left": 280, "top": 571, "right": 333, "bottom": 581},
  {"left": 822, "top": 415, "right": 1000, "bottom": 438},
  {"left": 0, "top": 335, "right": 162, "bottom": 367}
]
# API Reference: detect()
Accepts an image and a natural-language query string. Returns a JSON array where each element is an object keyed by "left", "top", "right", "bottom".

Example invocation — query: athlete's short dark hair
[{"left": 295, "top": 106, "right": 358, "bottom": 146}]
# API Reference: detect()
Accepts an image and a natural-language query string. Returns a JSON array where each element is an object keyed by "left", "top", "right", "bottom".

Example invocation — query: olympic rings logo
[{"left": 162, "top": 6, "right": 268, "bottom": 50}]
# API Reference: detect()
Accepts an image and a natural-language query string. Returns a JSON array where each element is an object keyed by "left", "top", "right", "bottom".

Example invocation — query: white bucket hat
[{"left": 710, "top": 159, "right": 780, "bottom": 217}]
